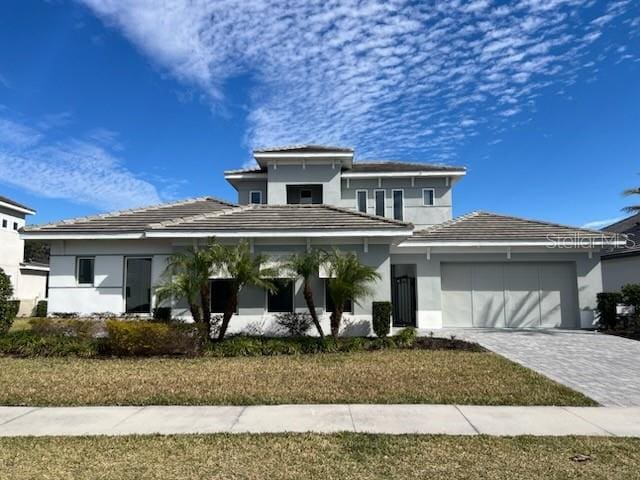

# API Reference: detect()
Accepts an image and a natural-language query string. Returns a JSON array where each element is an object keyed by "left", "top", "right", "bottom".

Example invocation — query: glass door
[{"left": 125, "top": 257, "right": 152, "bottom": 313}]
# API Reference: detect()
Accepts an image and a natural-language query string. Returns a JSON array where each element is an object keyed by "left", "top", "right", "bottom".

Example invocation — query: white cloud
[
  {"left": 77, "top": 0, "right": 638, "bottom": 162},
  {"left": 0, "top": 115, "right": 161, "bottom": 211},
  {"left": 581, "top": 217, "right": 624, "bottom": 229}
]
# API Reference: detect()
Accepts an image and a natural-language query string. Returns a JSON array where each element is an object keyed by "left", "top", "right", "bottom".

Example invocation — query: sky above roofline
[{"left": 0, "top": 0, "right": 638, "bottom": 228}]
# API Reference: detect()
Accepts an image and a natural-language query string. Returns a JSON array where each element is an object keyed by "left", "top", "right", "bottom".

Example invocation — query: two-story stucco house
[
  {"left": 1, "top": 195, "right": 49, "bottom": 316},
  {"left": 21, "top": 145, "right": 619, "bottom": 333}
]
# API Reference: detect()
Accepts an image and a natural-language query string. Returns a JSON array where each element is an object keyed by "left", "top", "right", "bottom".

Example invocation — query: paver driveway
[{"left": 429, "top": 329, "right": 640, "bottom": 407}]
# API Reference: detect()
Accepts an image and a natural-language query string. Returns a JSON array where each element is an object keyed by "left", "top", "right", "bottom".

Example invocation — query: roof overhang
[
  {"left": 0, "top": 199, "right": 35, "bottom": 215},
  {"left": 20, "top": 263, "right": 50, "bottom": 272},
  {"left": 253, "top": 151, "right": 354, "bottom": 169},
  {"left": 342, "top": 171, "right": 466, "bottom": 179},
  {"left": 146, "top": 228, "right": 414, "bottom": 238},
  {"left": 20, "top": 232, "right": 146, "bottom": 240},
  {"left": 397, "top": 239, "right": 628, "bottom": 248}
]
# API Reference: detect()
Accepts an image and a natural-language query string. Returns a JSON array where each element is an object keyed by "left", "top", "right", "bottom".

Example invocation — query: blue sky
[{"left": 0, "top": 0, "right": 638, "bottom": 228}]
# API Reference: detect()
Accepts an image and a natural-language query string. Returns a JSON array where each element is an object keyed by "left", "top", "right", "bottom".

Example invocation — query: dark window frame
[
  {"left": 324, "top": 279, "right": 353, "bottom": 314},
  {"left": 210, "top": 279, "right": 236, "bottom": 314},
  {"left": 356, "top": 190, "right": 367, "bottom": 213},
  {"left": 267, "top": 278, "right": 295, "bottom": 313},
  {"left": 249, "top": 191, "right": 262, "bottom": 204},
  {"left": 76, "top": 257, "right": 95, "bottom": 286},
  {"left": 392, "top": 189, "right": 404, "bottom": 221},
  {"left": 374, "top": 189, "right": 385, "bottom": 217},
  {"left": 422, "top": 188, "right": 435, "bottom": 206}
]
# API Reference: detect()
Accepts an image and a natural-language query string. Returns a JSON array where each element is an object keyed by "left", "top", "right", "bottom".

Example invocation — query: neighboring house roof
[
  {"left": 24, "top": 197, "right": 237, "bottom": 234},
  {"left": 253, "top": 144, "right": 354, "bottom": 153},
  {"left": 406, "top": 211, "right": 619, "bottom": 246},
  {"left": 22, "top": 198, "right": 413, "bottom": 238},
  {"left": 601, "top": 213, "right": 640, "bottom": 259},
  {"left": 0, "top": 194, "right": 35, "bottom": 215},
  {"left": 224, "top": 160, "right": 465, "bottom": 176}
]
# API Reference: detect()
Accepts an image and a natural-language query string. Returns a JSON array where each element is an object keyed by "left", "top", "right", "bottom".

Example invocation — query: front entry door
[
  {"left": 392, "top": 275, "right": 416, "bottom": 327},
  {"left": 125, "top": 257, "right": 152, "bottom": 313}
]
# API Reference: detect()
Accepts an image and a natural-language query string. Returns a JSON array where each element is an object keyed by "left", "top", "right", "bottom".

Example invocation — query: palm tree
[
  {"left": 155, "top": 247, "right": 213, "bottom": 338},
  {"left": 209, "top": 240, "right": 277, "bottom": 340},
  {"left": 623, "top": 179, "right": 640, "bottom": 214},
  {"left": 325, "top": 249, "right": 381, "bottom": 338},
  {"left": 285, "top": 250, "right": 325, "bottom": 338}
]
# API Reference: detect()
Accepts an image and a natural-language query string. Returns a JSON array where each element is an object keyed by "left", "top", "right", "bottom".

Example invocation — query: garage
[{"left": 441, "top": 262, "right": 579, "bottom": 328}]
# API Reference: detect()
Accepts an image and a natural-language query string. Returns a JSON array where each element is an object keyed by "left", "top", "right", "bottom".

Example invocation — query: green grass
[
  {"left": 0, "top": 350, "right": 594, "bottom": 406},
  {"left": 1, "top": 434, "right": 639, "bottom": 479}
]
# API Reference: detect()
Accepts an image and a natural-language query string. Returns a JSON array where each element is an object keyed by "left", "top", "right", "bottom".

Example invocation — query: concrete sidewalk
[{"left": 1, "top": 405, "right": 640, "bottom": 437}]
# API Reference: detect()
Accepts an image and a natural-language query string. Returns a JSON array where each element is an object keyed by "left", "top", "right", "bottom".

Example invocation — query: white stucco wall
[{"left": 0, "top": 206, "right": 26, "bottom": 292}]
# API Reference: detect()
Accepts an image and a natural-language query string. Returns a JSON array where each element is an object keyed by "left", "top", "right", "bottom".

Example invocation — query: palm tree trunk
[
  {"left": 218, "top": 288, "right": 238, "bottom": 340},
  {"left": 189, "top": 302, "right": 202, "bottom": 324},
  {"left": 303, "top": 279, "right": 324, "bottom": 339},
  {"left": 330, "top": 306, "right": 343, "bottom": 338},
  {"left": 200, "top": 282, "right": 212, "bottom": 341}
]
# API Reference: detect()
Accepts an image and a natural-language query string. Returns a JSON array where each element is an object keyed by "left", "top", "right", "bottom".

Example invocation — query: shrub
[
  {"left": 106, "top": 320, "right": 201, "bottom": 356},
  {"left": 0, "top": 268, "right": 16, "bottom": 335},
  {"left": 51, "top": 312, "right": 79, "bottom": 319},
  {"left": 153, "top": 307, "right": 172, "bottom": 322},
  {"left": 596, "top": 292, "right": 624, "bottom": 330},
  {"left": 35, "top": 300, "right": 48, "bottom": 318},
  {"left": 275, "top": 312, "right": 313, "bottom": 336},
  {"left": 622, "top": 284, "right": 640, "bottom": 311},
  {"left": 29, "top": 317, "right": 106, "bottom": 339},
  {"left": 0, "top": 330, "right": 100, "bottom": 358},
  {"left": 206, "top": 335, "right": 265, "bottom": 357},
  {"left": 372, "top": 301, "right": 391, "bottom": 338},
  {"left": 394, "top": 327, "right": 417, "bottom": 347}
]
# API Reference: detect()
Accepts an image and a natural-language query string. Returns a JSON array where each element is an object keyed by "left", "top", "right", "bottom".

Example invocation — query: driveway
[{"left": 429, "top": 329, "right": 640, "bottom": 407}]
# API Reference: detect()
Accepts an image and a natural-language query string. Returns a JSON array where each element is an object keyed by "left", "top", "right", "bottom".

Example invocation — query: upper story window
[
  {"left": 356, "top": 190, "right": 367, "bottom": 213},
  {"left": 1, "top": 219, "right": 6, "bottom": 228},
  {"left": 77, "top": 257, "right": 95, "bottom": 285},
  {"left": 374, "top": 190, "right": 385, "bottom": 217},
  {"left": 423, "top": 188, "right": 435, "bottom": 206},
  {"left": 13, "top": 222, "right": 18, "bottom": 231},
  {"left": 392, "top": 190, "right": 404, "bottom": 221},
  {"left": 249, "top": 191, "right": 262, "bottom": 204}
]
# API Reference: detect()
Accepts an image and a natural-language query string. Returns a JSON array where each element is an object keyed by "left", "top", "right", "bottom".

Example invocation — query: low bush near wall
[
  {"left": 274, "top": 312, "right": 313, "bottom": 336},
  {"left": 372, "top": 301, "right": 391, "bottom": 338},
  {"left": 0, "top": 269, "right": 17, "bottom": 335},
  {"left": 0, "top": 331, "right": 101, "bottom": 358},
  {"left": 29, "top": 318, "right": 106, "bottom": 339},
  {"left": 105, "top": 320, "right": 201, "bottom": 356},
  {"left": 596, "top": 292, "right": 624, "bottom": 330},
  {"left": 34, "top": 300, "right": 47, "bottom": 318}
]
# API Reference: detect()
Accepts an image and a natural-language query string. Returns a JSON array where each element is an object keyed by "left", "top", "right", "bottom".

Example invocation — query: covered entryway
[
  {"left": 441, "top": 262, "right": 579, "bottom": 328},
  {"left": 391, "top": 264, "right": 416, "bottom": 327}
]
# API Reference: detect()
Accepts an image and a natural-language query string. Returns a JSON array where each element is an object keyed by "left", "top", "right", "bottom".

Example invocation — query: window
[
  {"left": 1, "top": 219, "right": 6, "bottom": 228},
  {"left": 374, "top": 190, "right": 385, "bottom": 217},
  {"left": 325, "top": 279, "right": 353, "bottom": 313},
  {"left": 392, "top": 190, "right": 404, "bottom": 221},
  {"left": 268, "top": 279, "right": 294, "bottom": 313},
  {"left": 77, "top": 257, "right": 95, "bottom": 285},
  {"left": 300, "top": 189, "right": 313, "bottom": 204},
  {"left": 423, "top": 188, "right": 435, "bottom": 206},
  {"left": 13, "top": 222, "right": 18, "bottom": 231},
  {"left": 211, "top": 279, "right": 234, "bottom": 313},
  {"left": 249, "top": 191, "right": 262, "bottom": 204},
  {"left": 356, "top": 190, "right": 367, "bottom": 213}
]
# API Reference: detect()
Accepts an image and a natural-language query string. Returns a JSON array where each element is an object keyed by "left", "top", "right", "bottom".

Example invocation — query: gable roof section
[
  {"left": 147, "top": 204, "right": 412, "bottom": 237},
  {"left": 405, "top": 211, "right": 621, "bottom": 246},
  {"left": 602, "top": 213, "right": 640, "bottom": 259},
  {"left": 22, "top": 199, "right": 413, "bottom": 238},
  {"left": 0, "top": 194, "right": 35, "bottom": 215},
  {"left": 24, "top": 197, "right": 236, "bottom": 234}
]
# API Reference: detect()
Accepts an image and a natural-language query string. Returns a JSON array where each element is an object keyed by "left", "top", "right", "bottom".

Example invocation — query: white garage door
[{"left": 441, "top": 262, "right": 578, "bottom": 328}]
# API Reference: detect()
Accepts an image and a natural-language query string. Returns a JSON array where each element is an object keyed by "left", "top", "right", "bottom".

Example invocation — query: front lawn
[
  {"left": 1, "top": 434, "right": 638, "bottom": 479},
  {"left": 0, "top": 350, "right": 594, "bottom": 406}
]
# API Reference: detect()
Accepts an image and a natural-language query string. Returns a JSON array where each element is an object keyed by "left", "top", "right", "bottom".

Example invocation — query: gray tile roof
[
  {"left": 224, "top": 160, "right": 465, "bottom": 176},
  {"left": 24, "top": 197, "right": 236, "bottom": 233},
  {"left": 0, "top": 194, "right": 34, "bottom": 212},
  {"left": 151, "top": 204, "right": 412, "bottom": 232},
  {"left": 409, "top": 211, "right": 618, "bottom": 243},
  {"left": 23, "top": 199, "right": 411, "bottom": 236},
  {"left": 602, "top": 213, "right": 640, "bottom": 258},
  {"left": 350, "top": 161, "right": 465, "bottom": 173},
  {"left": 254, "top": 144, "right": 353, "bottom": 153}
]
